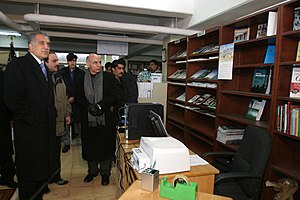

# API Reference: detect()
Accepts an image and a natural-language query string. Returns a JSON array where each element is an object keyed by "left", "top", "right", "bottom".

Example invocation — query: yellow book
[{"left": 296, "top": 41, "right": 300, "bottom": 61}]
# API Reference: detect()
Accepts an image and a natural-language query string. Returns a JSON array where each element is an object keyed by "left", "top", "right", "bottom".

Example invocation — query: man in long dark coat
[
  {"left": 4, "top": 31, "right": 57, "bottom": 200},
  {"left": 75, "top": 53, "right": 117, "bottom": 186},
  {"left": 0, "top": 70, "right": 17, "bottom": 188}
]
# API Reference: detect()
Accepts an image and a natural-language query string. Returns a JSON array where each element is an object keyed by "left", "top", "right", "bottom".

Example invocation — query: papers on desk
[{"left": 190, "top": 155, "right": 209, "bottom": 166}]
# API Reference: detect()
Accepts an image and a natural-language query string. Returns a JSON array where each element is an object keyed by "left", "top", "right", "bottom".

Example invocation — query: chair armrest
[
  {"left": 202, "top": 151, "right": 236, "bottom": 159},
  {"left": 215, "top": 172, "right": 261, "bottom": 184}
]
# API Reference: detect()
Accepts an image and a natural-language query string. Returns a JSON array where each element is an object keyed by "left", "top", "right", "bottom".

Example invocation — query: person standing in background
[
  {"left": 4, "top": 31, "right": 56, "bottom": 200},
  {"left": 59, "top": 52, "right": 85, "bottom": 152},
  {"left": 104, "top": 62, "right": 112, "bottom": 72},
  {"left": 0, "top": 70, "right": 17, "bottom": 189},
  {"left": 45, "top": 52, "right": 71, "bottom": 186},
  {"left": 76, "top": 53, "right": 117, "bottom": 186},
  {"left": 118, "top": 58, "right": 138, "bottom": 103},
  {"left": 148, "top": 59, "right": 161, "bottom": 73}
]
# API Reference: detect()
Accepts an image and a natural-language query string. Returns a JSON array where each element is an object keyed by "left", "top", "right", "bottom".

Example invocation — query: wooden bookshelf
[
  {"left": 166, "top": 1, "right": 300, "bottom": 199},
  {"left": 166, "top": 28, "right": 220, "bottom": 156},
  {"left": 268, "top": 1, "right": 300, "bottom": 199}
]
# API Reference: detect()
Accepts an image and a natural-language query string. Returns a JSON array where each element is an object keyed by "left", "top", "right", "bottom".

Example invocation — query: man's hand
[
  {"left": 88, "top": 104, "right": 103, "bottom": 116},
  {"left": 65, "top": 116, "right": 71, "bottom": 125}
]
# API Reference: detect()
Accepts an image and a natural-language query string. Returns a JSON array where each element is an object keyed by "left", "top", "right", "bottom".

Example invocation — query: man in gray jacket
[{"left": 45, "top": 52, "right": 71, "bottom": 187}]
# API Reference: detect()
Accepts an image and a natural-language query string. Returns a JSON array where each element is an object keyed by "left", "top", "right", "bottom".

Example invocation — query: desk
[
  {"left": 119, "top": 180, "right": 232, "bottom": 200},
  {"left": 115, "top": 133, "right": 219, "bottom": 198}
]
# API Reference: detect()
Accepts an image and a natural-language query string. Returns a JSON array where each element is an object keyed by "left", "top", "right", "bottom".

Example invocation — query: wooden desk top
[
  {"left": 119, "top": 180, "right": 232, "bottom": 200},
  {"left": 117, "top": 133, "right": 219, "bottom": 180}
]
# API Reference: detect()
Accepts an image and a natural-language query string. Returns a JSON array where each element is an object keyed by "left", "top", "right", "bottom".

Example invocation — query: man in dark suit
[
  {"left": 0, "top": 70, "right": 17, "bottom": 189},
  {"left": 75, "top": 53, "right": 117, "bottom": 186},
  {"left": 4, "top": 31, "right": 57, "bottom": 200},
  {"left": 118, "top": 58, "right": 138, "bottom": 103},
  {"left": 59, "top": 53, "right": 85, "bottom": 152}
]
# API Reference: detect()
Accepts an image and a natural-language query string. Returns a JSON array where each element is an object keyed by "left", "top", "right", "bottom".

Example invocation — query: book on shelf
[
  {"left": 267, "top": 11, "right": 277, "bottom": 36},
  {"left": 251, "top": 68, "right": 272, "bottom": 94},
  {"left": 176, "top": 92, "right": 186, "bottom": 102},
  {"left": 244, "top": 98, "right": 266, "bottom": 121},
  {"left": 191, "top": 45, "right": 209, "bottom": 55},
  {"left": 203, "top": 68, "right": 218, "bottom": 80},
  {"left": 293, "top": 6, "right": 300, "bottom": 31},
  {"left": 195, "top": 94, "right": 211, "bottom": 105},
  {"left": 190, "top": 68, "right": 208, "bottom": 79},
  {"left": 191, "top": 44, "right": 219, "bottom": 55},
  {"left": 216, "top": 128, "right": 244, "bottom": 144},
  {"left": 233, "top": 27, "right": 250, "bottom": 43},
  {"left": 177, "top": 50, "right": 187, "bottom": 58},
  {"left": 168, "top": 69, "right": 186, "bottom": 79},
  {"left": 218, "top": 125, "right": 245, "bottom": 134},
  {"left": 264, "top": 45, "right": 276, "bottom": 64},
  {"left": 208, "top": 99, "right": 216, "bottom": 109},
  {"left": 202, "top": 95, "right": 216, "bottom": 106},
  {"left": 290, "top": 67, "right": 300, "bottom": 98},
  {"left": 188, "top": 94, "right": 211, "bottom": 105},
  {"left": 202, "top": 44, "right": 219, "bottom": 53},
  {"left": 188, "top": 95, "right": 201, "bottom": 103},
  {"left": 256, "top": 23, "right": 268, "bottom": 38},
  {"left": 170, "top": 49, "right": 186, "bottom": 59},
  {"left": 296, "top": 41, "right": 300, "bottom": 62}
]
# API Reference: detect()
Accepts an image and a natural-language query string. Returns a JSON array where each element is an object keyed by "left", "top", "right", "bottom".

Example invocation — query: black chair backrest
[{"left": 231, "top": 125, "right": 272, "bottom": 198}]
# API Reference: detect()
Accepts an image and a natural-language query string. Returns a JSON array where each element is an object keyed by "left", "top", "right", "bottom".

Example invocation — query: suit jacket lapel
[{"left": 26, "top": 53, "right": 48, "bottom": 85}]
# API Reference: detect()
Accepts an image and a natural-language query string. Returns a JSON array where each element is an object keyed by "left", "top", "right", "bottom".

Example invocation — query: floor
[{"left": 0, "top": 142, "right": 117, "bottom": 200}]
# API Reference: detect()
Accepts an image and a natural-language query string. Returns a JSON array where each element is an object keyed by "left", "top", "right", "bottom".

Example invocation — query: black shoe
[
  {"left": 0, "top": 179, "right": 18, "bottom": 188},
  {"left": 101, "top": 175, "right": 110, "bottom": 186},
  {"left": 43, "top": 185, "right": 51, "bottom": 194},
  {"left": 62, "top": 145, "right": 70, "bottom": 153},
  {"left": 84, "top": 174, "right": 97, "bottom": 183},
  {"left": 54, "top": 179, "right": 69, "bottom": 185}
]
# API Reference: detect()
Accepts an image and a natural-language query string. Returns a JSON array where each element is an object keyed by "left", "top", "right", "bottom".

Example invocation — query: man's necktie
[
  {"left": 40, "top": 62, "right": 48, "bottom": 81},
  {"left": 70, "top": 70, "right": 74, "bottom": 82}
]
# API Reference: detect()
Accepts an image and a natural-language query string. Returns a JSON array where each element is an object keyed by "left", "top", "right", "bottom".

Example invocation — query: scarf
[{"left": 84, "top": 71, "right": 105, "bottom": 127}]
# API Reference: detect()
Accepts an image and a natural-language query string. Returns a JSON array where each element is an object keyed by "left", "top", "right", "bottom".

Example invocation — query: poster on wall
[{"left": 218, "top": 43, "right": 234, "bottom": 80}]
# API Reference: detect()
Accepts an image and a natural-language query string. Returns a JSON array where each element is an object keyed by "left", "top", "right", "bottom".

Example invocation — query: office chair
[{"left": 202, "top": 125, "right": 272, "bottom": 200}]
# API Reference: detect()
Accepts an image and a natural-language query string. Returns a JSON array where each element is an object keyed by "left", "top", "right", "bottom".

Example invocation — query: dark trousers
[
  {"left": 0, "top": 157, "right": 15, "bottom": 182},
  {"left": 18, "top": 179, "right": 46, "bottom": 200},
  {"left": 87, "top": 159, "right": 111, "bottom": 176}
]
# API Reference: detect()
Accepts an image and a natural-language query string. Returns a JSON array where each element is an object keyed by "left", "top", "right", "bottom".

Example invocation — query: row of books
[
  {"left": 187, "top": 94, "right": 216, "bottom": 109},
  {"left": 186, "top": 106, "right": 216, "bottom": 118},
  {"left": 276, "top": 102, "right": 300, "bottom": 137},
  {"left": 233, "top": 11, "right": 277, "bottom": 43},
  {"left": 216, "top": 125, "right": 245, "bottom": 144},
  {"left": 191, "top": 44, "right": 219, "bottom": 55},
  {"left": 168, "top": 69, "right": 186, "bottom": 79},
  {"left": 290, "top": 67, "right": 300, "bottom": 98},
  {"left": 176, "top": 92, "right": 186, "bottom": 102},
  {"left": 170, "top": 49, "right": 186, "bottom": 59},
  {"left": 190, "top": 68, "right": 218, "bottom": 80},
  {"left": 187, "top": 82, "right": 217, "bottom": 88}
]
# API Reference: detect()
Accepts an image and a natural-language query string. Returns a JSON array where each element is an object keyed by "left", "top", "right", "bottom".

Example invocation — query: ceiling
[{"left": 0, "top": 0, "right": 289, "bottom": 61}]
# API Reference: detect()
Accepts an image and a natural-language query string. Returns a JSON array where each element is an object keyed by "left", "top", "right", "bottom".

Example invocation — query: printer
[{"left": 132, "top": 137, "right": 190, "bottom": 174}]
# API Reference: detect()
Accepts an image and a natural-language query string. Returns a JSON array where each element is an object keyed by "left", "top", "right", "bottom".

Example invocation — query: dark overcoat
[
  {"left": 59, "top": 67, "right": 85, "bottom": 123},
  {"left": 75, "top": 71, "right": 117, "bottom": 161},
  {"left": 3, "top": 53, "right": 58, "bottom": 181},
  {"left": 0, "top": 70, "right": 14, "bottom": 162}
]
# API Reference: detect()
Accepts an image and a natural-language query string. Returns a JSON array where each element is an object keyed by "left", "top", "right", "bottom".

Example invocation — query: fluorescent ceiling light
[
  {"left": 0, "top": 31, "right": 21, "bottom": 36},
  {"left": 24, "top": 14, "right": 200, "bottom": 36}
]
